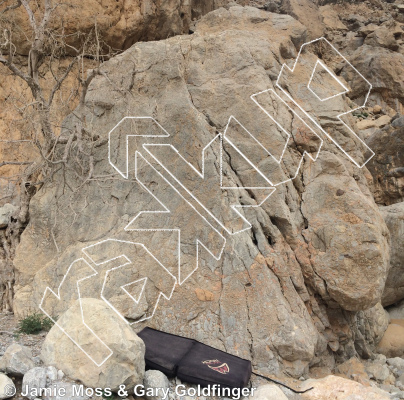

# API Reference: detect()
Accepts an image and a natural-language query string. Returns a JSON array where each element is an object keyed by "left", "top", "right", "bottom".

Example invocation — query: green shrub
[
  {"left": 352, "top": 112, "right": 369, "bottom": 119},
  {"left": 40, "top": 315, "right": 54, "bottom": 331},
  {"left": 17, "top": 313, "right": 54, "bottom": 335}
]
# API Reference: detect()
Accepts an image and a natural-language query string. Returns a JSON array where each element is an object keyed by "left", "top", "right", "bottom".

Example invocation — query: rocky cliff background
[{"left": 1, "top": 0, "right": 404, "bottom": 393}]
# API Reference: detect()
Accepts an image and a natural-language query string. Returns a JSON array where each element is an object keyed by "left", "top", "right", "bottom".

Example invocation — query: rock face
[
  {"left": 280, "top": 0, "right": 324, "bottom": 39},
  {"left": 0, "top": 205, "right": 17, "bottom": 229},
  {"left": 388, "top": 300, "right": 404, "bottom": 320},
  {"left": 11, "top": 5, "right": 392, "bottom": 377},
  {"left": 319, "top": 5, "right": 347, "bottom": 32},
  {"left": 41, "top": 299, "right": 145, "bottom": 391},
  {"left": 380, "top": 203, "right": 404, "bottom": 306},
  {"left": 0, "top": 343, "right": 36, "bottom": 376},
  {"left": 7, "top": 0, "right": 241, "bottom": 54},
  {"left": 343, "top": 45, "right": 404, "bottom": 110},
  {"left": 301, "top": 154, "right": 389, "bottom": 312},
  {"left": 363, "top": 22, "right": 403, "bottom": 51},
  {"left": 366, "top": 122, "right": 404, "bottom": 206}
]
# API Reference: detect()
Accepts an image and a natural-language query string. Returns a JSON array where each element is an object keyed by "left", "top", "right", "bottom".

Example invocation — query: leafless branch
[
  {"left": 48, "top": 56, "right": 77, "bottom": 106},
  {"left": 0, "top": 0, "right": 122, "bottom": 312},
  {"left": 0, "top": 161, "right": 34, "bottom": 167},
  {"left": 20, "top": 0, "right": 37, "bottom": 31},
  {"left": 0, "top": 0, "right": 21, "bottom": 15},
  {"left": 79, "top": 68, "right": 98, "bottom": 105},
  {"left": 0, "top": 54, "right": 35, "bottom": 86}
]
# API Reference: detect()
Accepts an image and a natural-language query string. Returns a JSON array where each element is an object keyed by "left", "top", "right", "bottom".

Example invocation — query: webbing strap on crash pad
[{"left": 252, "top": 371, "right": 314, "bottom": 394}]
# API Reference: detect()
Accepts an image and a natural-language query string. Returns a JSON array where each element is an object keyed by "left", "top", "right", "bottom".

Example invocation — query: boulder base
[{"left": 41, "top": 299, "right": 145, "bottom": 390}]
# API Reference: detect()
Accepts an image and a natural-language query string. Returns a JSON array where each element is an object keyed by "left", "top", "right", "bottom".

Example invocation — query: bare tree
[{"left": 0, "top": 0, "right": 116, "bottom": 311}]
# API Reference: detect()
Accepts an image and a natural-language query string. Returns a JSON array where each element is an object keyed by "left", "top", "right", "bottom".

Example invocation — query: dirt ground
[
  {"left": 0, "top": 312, "right": 47, "bottom": 400},
  {"left": 0, "top": 312, "right": 46, "bottom": 358}
]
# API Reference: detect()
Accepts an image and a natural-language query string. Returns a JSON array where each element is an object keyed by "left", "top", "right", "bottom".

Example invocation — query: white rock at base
[
  {"left": 366, "top": 362, "right": 390, "bottom": 382},
  {"left": 144, "top": 370, "right": 170, "bottom": 400},
  {"left": 41, "top": 298, "right": 145, "bottom": 391},
  {"left": 374, "top": 354, "right": 387, "bottom": 364},
  {"left": 0, "top": 343, "right": 36, "bottom": 376},
  {"left": 45, "top": 366, "right": 58, "bottom": 383},
  {"left": 22, "top": 366, "right": 58, "bottom": 400},
  {"left": 0, "top": 373, "right": 16, "bottom": 399},
  {"left": 387, "top": 358, "right": 404, "bottom": 372}
]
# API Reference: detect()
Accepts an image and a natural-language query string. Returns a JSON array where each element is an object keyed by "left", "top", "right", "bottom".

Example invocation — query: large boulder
[
  {"left": 41, "top": 298, "right": 145, "bottom": 391},
  {"left": 380, "top": 202, "right": 404, "bottom": 305},
  {"left": 12, "top": 6, "right": 390, "bottom": 375},
  {"left": 0, "top": 343, "right": 36, "bottom": 376}
]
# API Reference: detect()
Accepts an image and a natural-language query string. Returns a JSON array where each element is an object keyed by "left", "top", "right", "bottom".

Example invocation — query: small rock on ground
[
  {"left": 144, "top": 370, "right": 170, "bottom": 400},
  {"left": 22, "top": 366, "right": 57, "bottom": 400},
  {"left": 0, "top": 343, "right": 36, "bottom": 376},
  {"left": 0, "top": 373, "right": 16, "bottom": 399}
]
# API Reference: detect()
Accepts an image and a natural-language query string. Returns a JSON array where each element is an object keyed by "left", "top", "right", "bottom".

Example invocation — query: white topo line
[{"left": 276, "top": 36, "right": 374, "bottom": 168}]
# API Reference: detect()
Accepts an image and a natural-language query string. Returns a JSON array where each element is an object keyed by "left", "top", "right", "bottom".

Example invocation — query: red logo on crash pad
[{"left": 202, "top": 359, "right": 230, "bottom": 374}]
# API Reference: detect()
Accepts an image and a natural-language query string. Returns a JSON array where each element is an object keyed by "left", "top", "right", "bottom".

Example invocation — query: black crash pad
[
  {"left": 137, "top": 327, "right": 251, "bottom": 388},
  {"left": 137, "top": 327, "right": 195, "bottom": 378}
]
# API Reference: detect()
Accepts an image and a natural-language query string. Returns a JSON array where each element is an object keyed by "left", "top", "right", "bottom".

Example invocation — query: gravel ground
[
  {"left": 0, "top": 311, "right": 46, "bottom": 359},
  {"left": 0, "top": 312, "right": 45, "bottom": 399}
]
